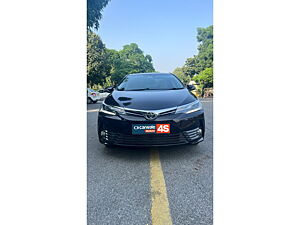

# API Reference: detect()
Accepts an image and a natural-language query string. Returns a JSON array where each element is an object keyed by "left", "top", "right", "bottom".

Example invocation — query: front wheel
[{"left": 87, "top": 97, "right": 92, "bottom": 104}]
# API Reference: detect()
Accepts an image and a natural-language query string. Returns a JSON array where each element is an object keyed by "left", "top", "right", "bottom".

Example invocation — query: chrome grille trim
[
  {"left": 124, "top": 110, "right": 144, "bottom": 117},
  {"left": 123, "top": 106, "right": 177, "bottom": 117},
  {"left": 183, "top": 128, "right": 202, "bottom": 141}
]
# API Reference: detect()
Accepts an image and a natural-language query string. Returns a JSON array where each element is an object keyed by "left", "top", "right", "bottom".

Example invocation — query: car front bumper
[{"left": 97, "top": 109, "right": 205, "bottom": 147}]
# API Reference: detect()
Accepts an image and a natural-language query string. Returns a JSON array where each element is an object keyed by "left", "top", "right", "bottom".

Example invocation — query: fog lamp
[{"left": 100, "top": 131, "right": 106, "bottom": 137}]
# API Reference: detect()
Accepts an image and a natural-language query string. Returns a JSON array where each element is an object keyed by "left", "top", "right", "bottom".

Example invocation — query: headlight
[
  {"left": 100, "top": 103, "right": 125, "bottom": 115},
  {"left": 176, "top": 100, "right": 203, "bottom": 114}
]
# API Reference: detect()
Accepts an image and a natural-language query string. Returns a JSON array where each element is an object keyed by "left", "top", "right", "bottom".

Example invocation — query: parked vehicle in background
[
  {"left": 98, "top": 89, "right": 110, "bottom": 100},
  {"left": 203, "top": 88, "right": 213, "bottom": 98},
  {"left": 87, "top": 88, "right": 101, "bottom": 104}
]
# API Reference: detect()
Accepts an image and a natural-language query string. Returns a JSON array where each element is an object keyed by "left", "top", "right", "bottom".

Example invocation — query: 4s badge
[{"left": 156, "top": 124, "right": 170, "bottom": 133}]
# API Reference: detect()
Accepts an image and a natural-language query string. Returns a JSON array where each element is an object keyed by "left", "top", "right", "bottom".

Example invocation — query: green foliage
[
  {"left": 172, "top": 67, "right": 190, "bottom": 84},
  {"left": 87, "top": 0, "right": 111, "bottom": 30},
  {"left": 182, "top": 25, "right": 213, "bottom": 82},
  {"left": 108, "top": 43, "right": 155, "bottom": 84},
  {"left": 197, "top": 26, "right": 213, "bottom": 45},
  {"left": 182, "top": 56, "right": 201, "bottom": 78},
  {"left": 87, "top": 31, "right": 111, "bottom": 86},
  {"left": 197, "top": 26, "right": 213, "bottom": 70},
  {"left": 192, "top": 68, "right": 213, "bottom": 88},
  {"left": 103, "top": 76, "right": 113, "bottom": 87},
  {"left": 87, "top": 32, "right": 155, "bottom": 87}
]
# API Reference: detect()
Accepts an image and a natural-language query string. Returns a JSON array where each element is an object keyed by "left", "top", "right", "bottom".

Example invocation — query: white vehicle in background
[
  {"left": 87, "top": 88, "right": 110, "bottom": 104},
  {"left": 87, "top": 88, "right": 101, "bottom": 104},
  {"left": 98, "top": 89, "right": 110, "bottom": 100}
]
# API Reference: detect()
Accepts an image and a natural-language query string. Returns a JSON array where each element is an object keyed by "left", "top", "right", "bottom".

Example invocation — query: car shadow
[
  {"left": 100, "top": 146, "right": 151, "bottom": 162},
  {"left": 99, "top": 143, "right": 203, "bottom": 162}
]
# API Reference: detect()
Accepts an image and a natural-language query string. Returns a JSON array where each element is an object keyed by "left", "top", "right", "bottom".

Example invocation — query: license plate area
[{"left": 132, "top": 124, "right": 170, "bottom": 135}]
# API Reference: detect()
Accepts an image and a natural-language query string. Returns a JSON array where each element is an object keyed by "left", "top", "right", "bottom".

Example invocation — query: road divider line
[{"left": 150, "top": 149, "right": 172, "bottom": 225}]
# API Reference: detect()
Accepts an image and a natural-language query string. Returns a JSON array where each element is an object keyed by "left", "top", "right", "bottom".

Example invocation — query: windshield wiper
[
  {"left": 126, "top": 87, "right": 184, "bottom": 91},
  {"left": 164, "top": 87, "right": 184, "bottom": 90},
  {"left": 127, "top": 88, "right": 151, "bottom": 91}
]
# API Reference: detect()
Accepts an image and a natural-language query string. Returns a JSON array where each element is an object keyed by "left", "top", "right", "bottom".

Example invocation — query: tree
[
  {"left": 106, "top": 48, "right": 129, "bottom": 84},
  {"left": 109, "top": 43, "right": 155, "bottom": 84},
  {"left": 87, "top": 0, "right": 111, "bottom": 30},
  {"left": 87, "top": 32, "right": 155, "bottom": 87},
  {"left": 172, "top": 67, "right": 190, "bottom": 84},
  {"left": 182, "top": 56, "right": 201, "bottom": 78},
  {"left": 197, "top": 26, "right": 213, "bottom": 46},
  {"left": 87, "top": 31, "right": 111, "bottom": 86},
  {"left": 182, "top": 25, "right": 213, "bottom": 78},
  {"left": 197, "top": 26, "right": 213, "bottom": 70},
  {"left": 192, "top": 67, "right": 213, "bottom": 88}
]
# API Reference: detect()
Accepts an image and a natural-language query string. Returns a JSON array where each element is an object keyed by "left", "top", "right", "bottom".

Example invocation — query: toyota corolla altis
[{"left": 97, "top": 73, "right": 205, "bottom": 147}]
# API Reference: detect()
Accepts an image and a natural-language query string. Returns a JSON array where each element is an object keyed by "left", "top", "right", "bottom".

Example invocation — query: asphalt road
[{"left": 87, "top": 98, "right": 213, "bottom": 225}]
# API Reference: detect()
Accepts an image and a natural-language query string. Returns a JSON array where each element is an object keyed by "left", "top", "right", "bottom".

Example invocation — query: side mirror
[
  {"left": 187, "top": 84, "right": 196, "bottom": 91},
  {"left": 104, "top": 86, "right": 114, "bottom": 93}
]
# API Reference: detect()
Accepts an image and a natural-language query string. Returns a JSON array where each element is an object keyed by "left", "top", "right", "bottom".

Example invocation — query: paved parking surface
[{"left": 87, "top": 98, "right": 213, "bottom": 225}]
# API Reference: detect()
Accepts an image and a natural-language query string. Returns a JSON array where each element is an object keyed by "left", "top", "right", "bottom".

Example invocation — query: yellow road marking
[
  {"left": 150, "top": 149, "right": 172, "bottom": 225},
  {"left": 87, "top": 109, "right": 99, "bottom": 113}
]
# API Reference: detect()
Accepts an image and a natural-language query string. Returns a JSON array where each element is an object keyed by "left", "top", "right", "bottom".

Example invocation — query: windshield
[{"left": 116, "top": 74, "right": 184, "bottom": 91}]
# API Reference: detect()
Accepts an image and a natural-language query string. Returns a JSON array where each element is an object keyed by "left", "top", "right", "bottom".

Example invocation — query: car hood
[{"left": 104, "top": 89, "right": 197, "bottom": 110}]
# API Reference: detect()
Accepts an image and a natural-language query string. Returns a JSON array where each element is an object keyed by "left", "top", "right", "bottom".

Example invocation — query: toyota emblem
[{"left": 144, "top": 112, "right": 158, "bottom": 120}]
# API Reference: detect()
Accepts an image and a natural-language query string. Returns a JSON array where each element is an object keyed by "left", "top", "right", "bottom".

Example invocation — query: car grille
[
  {"left": 124, "top": 108, "right": 177, "bottom": 118},
  {"left": 106, "top": 131, "right": 188, "bottom": 146}
]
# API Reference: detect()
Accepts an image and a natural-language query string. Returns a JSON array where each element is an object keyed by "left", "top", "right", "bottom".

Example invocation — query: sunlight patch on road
[{"left": 150, "top": 149, "right": 172, "bottom": 225}]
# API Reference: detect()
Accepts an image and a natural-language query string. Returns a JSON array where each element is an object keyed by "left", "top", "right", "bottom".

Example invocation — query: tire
[
  {"left": 92, "top": 100, "right": 98, "bottom": 104},
  {"left": 87, "top": 97, "right": 92, "bottom": 104}
]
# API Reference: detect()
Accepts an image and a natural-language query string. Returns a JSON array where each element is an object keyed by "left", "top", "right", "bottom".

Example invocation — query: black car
[{"left": 98, "top": 73, "right": 205, "bottom": 147}]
